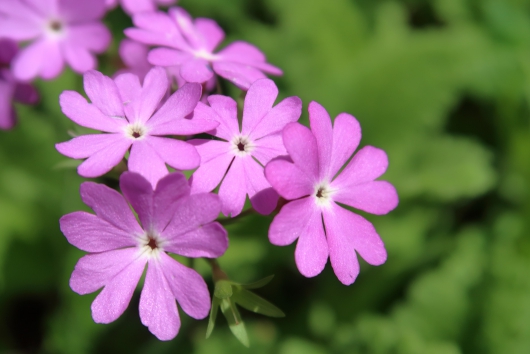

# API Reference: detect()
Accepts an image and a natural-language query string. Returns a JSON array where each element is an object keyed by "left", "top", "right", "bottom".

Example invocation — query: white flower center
[
  {"left": 138, "top": 232, "right": 167, "bottom": 260},
  {"left": 193, "top": 48, "right": 218, "bottom": 61},
  {"left": 313, "top": 182, "right": 335, "bottom": 208},
  {"left": 125, "top": 122, "right": 148, "bottom": 140},
  {"left": 230, "top": 135, "right": 255, "bottom": 157},
  {"left": 44, "top": 18, "right": 66, "bottom": 39}
]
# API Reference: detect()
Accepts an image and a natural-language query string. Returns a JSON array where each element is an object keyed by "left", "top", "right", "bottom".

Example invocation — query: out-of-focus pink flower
[
  {"left": 0, "top": 38, "right": 38, "bottom": 130},
  {"left": 125, "top": 7, "right": 282, "bottom": 90},
  {"left": 265, "top": 102, "right": 399, "bottom": 285},
  {"left": 0, "top": 0, "right": 111, "bottom": 80},
  {"left": 106, "top": 0, "right": 176, "bottom": 15},
  {"left": 61, "top": 172, "right": 228, "bottom": 340},
  {"left": 189, "top": 79, "right": 302, "bottom": 217},
  {"left": 55, "top": 67, "right": 218, "bottom": 187},
  {"left": 115, "top": 38, "right": 152, "bottom": 80}
]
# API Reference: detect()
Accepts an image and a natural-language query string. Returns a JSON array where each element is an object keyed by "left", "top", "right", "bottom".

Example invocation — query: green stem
[{"left": 207, "top": 258, "right": 229, "bottom": 282}]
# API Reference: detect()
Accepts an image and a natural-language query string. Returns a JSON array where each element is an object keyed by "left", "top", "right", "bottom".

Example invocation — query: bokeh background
[{"left": 2, "top": 0, "right": 530, "bottom": 352}]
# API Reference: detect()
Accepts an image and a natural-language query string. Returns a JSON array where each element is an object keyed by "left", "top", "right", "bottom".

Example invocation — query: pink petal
[
  {"left": 11, "top": 40, "right": 49, "bottom": 81},
  {"left": 148, "top": 82, "right": 201, "bottom": 130},
  {"left": 146, "top": 136, "right": 200, "bottom": 171},
  {"left": 70, "top": 248, "right": 140, "bottom": 295},
  {"left": 242, "top": 157, "right": 278, "bottom": 215},
  {"left": 195, "top": 18, "right": 224, "bottom": 52},
  {"left": 265, "top": 158, "right": 313, "bottom": 200},
  {"left": 160, "top": 253, "right": 211, "bottom": 319},
  {"left": 58, "top": 0, "right": 106, "bottom": 22},
  {"left": 120, "top": 171, "right": 190, "bottom": 233},
  {"left": 218, "top": 157, "right": 247, "bottom": 217},
  {"left": 77, "top": 136, "right": 131, "bottom": 177},
  {"left": 249, "top": 96, "right": 302, "bottom": 140},
  {"left": 128, "top": 139, "right": 169, "bottom": 189},
  {"left": 130, "top": 66, "right": 169, "bottom": 123},
  {"left": 0, "top": 3, "right": 41, "bottom": 40},
  {"left": 170, "top": 7, "right": 202, "bottom": 49},
  {"left": 60, "top": 211, "right": 135, "bottom": 252},
  {"left": 204, "top": 95, "right": 239, "bottom": 141},
  {"left": 79, "top": 181, "right": 143, "bottom": 234},
  {"left": 62, "top": 44, "right": 96, "bottom": 73},
  {"left": 325, "top": 204, "right": 387, "bottom": 285},
  {"left": 269, "top": 197, "right": 314, "bottom": 246},
  {"left": 333, "top": 181, "right": 398, "bottom": 215},
  {"left": 139, "top": 259, "right": 180, "bottom": 341},
  {"left": 122, "top": 0, "right": 156, "bottom": 14},
  {"left": 119, "top": 39, "right": 150, "bottom": 72},
  {"left": 148, "top": 47, "right": 192, "bottom": 66},
  {"left": 189, "top": 140, "right": 233, "bottom": 194},
  {"left": 282, "top": 122, "right": 319, "bottom": 180},
  {"left": 329, "top": 113, "right": 361, "bottom": 179},
  {"left": 114, "top": 73, "right": 142, "bottom": 112},
  {"left": 68, "top": 23, "right": 111, "bottom": 52},
  {"left": 83, "top": 70, "right": 125, "bottom": 118},
  {"left": 294, "top": 207, "right": 328, "bottom": 278},
  {"left": 59, "top": 91, "right": 126, "bottom": 132},
  {"left": 91, "top": 254, "right": 146, "bottom": 323},
  {"left": 180, "top": 58, "right": 213, "bottom": 83},
  {"left": 241, "top": 79, "right": 278, "bottom": 136},
  {"left": 332, "top": 146, "right": 389, "bottom": 187},
  {"left": 56, "top": 134, "right": 124, "bottom": 159},
  {"left": 216, "top": 41, "right": 282, "bottom": 75},
  {"left": 212, "top": 61, "right": 267, "bottom": 90},
  {"left": 252, "top": 134, "right": 288, "bottom": 165},
  {"left": 13, "top": 82, "right": 38, "bottom": 104},
  {"left": 308, "top": 101, "right": 333, "bottom": 180},
  {"left": 39, "top": 41, "right": 65, "bottom": 80}
]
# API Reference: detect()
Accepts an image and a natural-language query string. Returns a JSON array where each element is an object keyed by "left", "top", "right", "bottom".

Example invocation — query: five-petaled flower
[
  {"left": 265, "top": 101, "right": 399, "bottom": 285},
  {"left": 189, "top": 78, "right": 302, "bottom": 217},
  {"left": 55, "top": 66, "right": 218, "bottom": 188},
  {"left": 60, "top": 172, "right": 228, "bottom": 340},
  {"left": 0, "top": 0, "right": 111, "bottom": 80},
  {"left": 125, "top": 7, "right": 282, "bottom": 90}
]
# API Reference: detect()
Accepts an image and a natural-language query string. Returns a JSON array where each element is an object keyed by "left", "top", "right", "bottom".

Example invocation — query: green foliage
[{"left": 2, "top": 0, "right": 530, "bottom": 353}]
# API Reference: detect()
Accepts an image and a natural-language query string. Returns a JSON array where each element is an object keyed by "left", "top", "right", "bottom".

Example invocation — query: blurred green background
[{"left": 2, "top": 0, "right": 530, "bottom": 352}]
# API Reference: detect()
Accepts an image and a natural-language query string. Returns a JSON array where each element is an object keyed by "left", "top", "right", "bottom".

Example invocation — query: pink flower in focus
[
  {"left": 0, "top": 38, "right": 38, "bottom": 130},
  {"left": 106, "top": 0, "right": 176, "bottom": 15},
  {"left": 189, "top": 79, "right": 302, "bottom": 217},
  {"left": 125, "top": 7, "right": 282, "bottom": 90},
  {"left": 56, "top": 67, "right": 218, "bottom": 187},
  {"left": 60, "top": 172, "right": 228, "bottom": 340},
  {"left": 265, "top": 102, "right": 399, "bottom": 285},
  {"left": 0, "top": 0, "right": 111, "bottom": 80}
]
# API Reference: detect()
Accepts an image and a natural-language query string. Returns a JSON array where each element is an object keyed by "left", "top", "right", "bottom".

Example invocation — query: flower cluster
[{"left": 1, "top": 0, "right": 398, "bottom": 344}]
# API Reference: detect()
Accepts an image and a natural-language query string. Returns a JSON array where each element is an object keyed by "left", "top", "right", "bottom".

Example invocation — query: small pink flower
[
  {"left": 60, "top": 172, "right": 228, "bottom": 340},
  {"left": 106, "top": 0, "right": 177, "bottom": 15},
  {"left": 115, "top": 38, "right": 152, "bottom": 81},
  {"left": 125, "top": 7, "right": 282, "bottom": 90},
  {"left": 189, "top": 78, "right": 302, "bottom": 217},
  {"left": 0, "top": 38, "right": 38, "bottom": 130},
  {"left": 265, "top": 102, "right": 399, "bottom": 285},
  {"left": 56, "top": 66, "right": 218, "bottom": 187},
  {"left": 0, "top": 0, "right": 111, "bottom": 80}
]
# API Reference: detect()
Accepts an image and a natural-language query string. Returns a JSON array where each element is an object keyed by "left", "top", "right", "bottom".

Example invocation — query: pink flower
[
  {"left": 106, "top": 0, "right": 177, "bottom": 15},
  {"left": 0, "top": 0, "right": 111, "bottom": 80},
  {"left": 0, "top": 38, "right": 38, "bottom": 130},
  {"left": 265, "top": 102, "right": 399, "bottom": 285},
  {"left": 115, "top": 38, "right": 152, "bottom": 81},
  {"left": 189, "top": 79, "right": 302, "bottom": 217},
  {"left": 55, "top": 66, "right": 218, "bottom": 188},
  {"left": 125, "top": 7, "right": 282, "bottom": 90},
  {"left": 60, "top": 172, "right": 228, "bottom": 340}
]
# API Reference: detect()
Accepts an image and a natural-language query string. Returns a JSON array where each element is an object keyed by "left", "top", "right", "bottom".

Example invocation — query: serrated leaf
[
  {"left": 206, "top": 297, "right": 219, "bottom": 339},
  {"left": 220, "top": 298, "right": 249, "bottom": 347},
  {"left": 233, "top": 288, "right": 285, "bottom": 318},
  {"left": 240, "top": 275, "right": 274, "bottom": 289}
]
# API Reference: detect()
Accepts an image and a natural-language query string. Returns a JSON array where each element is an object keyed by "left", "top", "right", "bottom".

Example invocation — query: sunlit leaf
[
  {"left": 239, "top": 275, "right": 274, "bottom": 289},
  {"left": 206, "top": 297, "right": 220, "bottom": 339},
  {"left": 220, "top": 297, "right": 249, "bottom": 347},
  {"left": 233, "top": 288, "right": 285, "bottom": 318}
]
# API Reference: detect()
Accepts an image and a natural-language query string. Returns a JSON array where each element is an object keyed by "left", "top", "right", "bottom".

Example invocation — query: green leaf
[
  {"left": 214, "top": 280, "right": 233, "bottom": 299},
  {"left": 206, "top": 297, "right": 220, "bottom": 339},
  {"left": 240, "top": 275, "right": 274, "bottom": 289},
  {"left": 220, "top": 298, "right": 249, "bottom": 347},
  {"left": 233, "top": 288, "right": 285, "bottom": 318}
]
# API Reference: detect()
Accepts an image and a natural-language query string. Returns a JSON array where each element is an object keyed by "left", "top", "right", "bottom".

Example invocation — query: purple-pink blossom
[
  {"left": 0, "top": 38, "right": 38, "bottom": 130},
  {"left": 56, "top": 66, "right": 219, "bottom": 188},
  {"left": 115, "top": 38, "right": 152, "bottom": 81},
  {"left": 60, "top": 172, "right": 228, "bottom": 340},
  {"left": 265, "top": 102, "right": 399, "bottom": 285},
  {"left": 125, "top": 7, "right": 282, "bottom": 90},
  {"left": 106, "top": 0, "right": 176, "bottom": 15},
  {"left": 189, "top": 78, "right": 302, "bottom": 217},
  {"left": 0, "top": 0, "right": 111, "bottom": 80}
]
